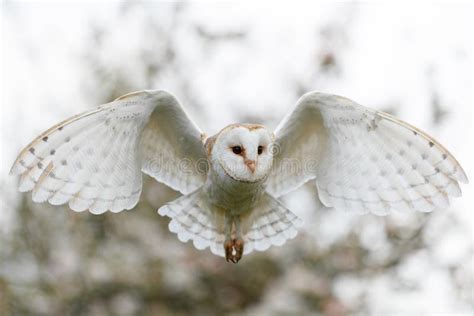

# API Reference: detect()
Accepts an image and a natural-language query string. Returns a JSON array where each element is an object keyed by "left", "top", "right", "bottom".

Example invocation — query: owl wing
[
  {"left": 266, "top": 92, "right": 468, "bottom": 215},
  {"left": 10, "top": 90, "right": 208, "bottom": 214}
]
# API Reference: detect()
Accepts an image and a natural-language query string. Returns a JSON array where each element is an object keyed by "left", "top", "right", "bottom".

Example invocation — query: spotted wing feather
[
  {"left": 10, "top": 90, "right": 207, "bottom": 214},
  {"left": 267, "top": 92, "right": 468, "bottom": 215}
]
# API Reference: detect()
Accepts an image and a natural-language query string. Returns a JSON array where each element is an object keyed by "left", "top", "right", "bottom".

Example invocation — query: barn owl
[{"left": 10, "top": 90, "right": 468, "bottom": 263}]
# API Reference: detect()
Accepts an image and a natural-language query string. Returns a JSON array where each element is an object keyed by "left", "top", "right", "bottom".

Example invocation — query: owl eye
[
  {"left": 258, "top": 145, "right": 264, "bottom": 155},
  {"left": 232, "top": 146, "right": 243, "bottom": 155}
]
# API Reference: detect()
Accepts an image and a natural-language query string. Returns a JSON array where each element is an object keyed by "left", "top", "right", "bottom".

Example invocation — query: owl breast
[{"left": 204, "top": 161, "right": 265, "bottom": 215}]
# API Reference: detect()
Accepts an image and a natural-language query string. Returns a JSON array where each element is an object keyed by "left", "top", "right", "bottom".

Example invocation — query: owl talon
[
  {"left": 233, "top": 238, "right": 244, "bottom": 262},
  {"left": 224, "top": 238, "right": 244, "bottom": 264},
  {"left": 224, "top": 239, "right": 234, "bottom": 263}
]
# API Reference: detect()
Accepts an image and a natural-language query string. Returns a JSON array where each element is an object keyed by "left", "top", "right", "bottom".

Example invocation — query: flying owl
[{"left": 10, "top": 90, "right": 468, "bottom": 263}]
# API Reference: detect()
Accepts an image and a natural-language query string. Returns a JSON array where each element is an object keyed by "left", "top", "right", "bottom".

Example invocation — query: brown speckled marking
[
  {"left": 243, "top": 123, "right": 265, "bottom": 131},
  {"left": 205, "top": 136, "right": 216, "bottom": 156},
  {"left": 367, "top": 113, "right": 383, "bottom": 132},
  {"left": 9, "top": 105, "right": 107, "bottom": 176}
]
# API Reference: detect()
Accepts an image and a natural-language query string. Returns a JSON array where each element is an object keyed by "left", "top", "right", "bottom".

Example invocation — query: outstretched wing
[
  {"left": 266, "top": 92, "right": 468, "bottom": 215},
  {"left": 10, "top": 90, "right": 207, "bottom": 214}
]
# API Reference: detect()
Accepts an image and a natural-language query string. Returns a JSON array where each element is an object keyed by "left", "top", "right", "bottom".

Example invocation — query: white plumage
[
  {"left": 11, "top": 91, "right": 207, "bottom": 215},
  {"left": 10, "top": 90, "right": 468, "bottom": 263},
  {"left": 267, "top": 93, "right": 467, "bottom": 216}
]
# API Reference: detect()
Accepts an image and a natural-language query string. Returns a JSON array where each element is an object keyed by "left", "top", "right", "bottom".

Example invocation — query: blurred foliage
[{"left": 2, "top": 189, "right": 431, "bottom": 316}]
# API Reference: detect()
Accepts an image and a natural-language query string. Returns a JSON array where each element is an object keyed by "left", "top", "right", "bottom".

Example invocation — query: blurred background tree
[{"left": 1, "top": 1, "right": 472, "bottom": 315}]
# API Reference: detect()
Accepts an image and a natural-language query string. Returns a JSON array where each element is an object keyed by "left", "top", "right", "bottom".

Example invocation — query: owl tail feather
[
  {"left": 243, "top": 193, "right": 303, "bottom": 254},
  {"left": 158, "top": 189, "right": 228, "bottom": 257},
  {"left": 158, "top": 190, "right": 303, "bottom": 258}
]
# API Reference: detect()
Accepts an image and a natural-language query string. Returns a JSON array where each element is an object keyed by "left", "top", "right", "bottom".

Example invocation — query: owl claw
[
  {"left": 224, "top": 239, "right": 234, "bottom": 263},
  {"left": 224, "top": 238, "right": 244, "bottom": 264},
  {"left": 234, "top": 238, "right": 244, "bottom": 262}
]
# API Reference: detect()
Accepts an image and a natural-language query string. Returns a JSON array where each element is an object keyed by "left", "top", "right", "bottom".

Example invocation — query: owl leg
[
  {"left": 233, "top": 217, "right": 244, "bottom": 262},
  {"left": 224, "top": 215, "right": 235, "bottom": 263},
  {"left": 224, "top": 215, "right": 244, "bottom": 264}
]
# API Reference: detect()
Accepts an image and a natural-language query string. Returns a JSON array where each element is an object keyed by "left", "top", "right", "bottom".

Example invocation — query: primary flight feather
[{"left": 11, "top": 90, "right": 468, "bottom": 263}]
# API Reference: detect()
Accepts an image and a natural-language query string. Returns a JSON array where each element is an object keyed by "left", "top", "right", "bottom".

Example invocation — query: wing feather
[
  {"left": 11, "top": 90, "right": 208, "bottom": 214},
  {"left": 267, "top": 92, "right": 468, "bottom": 215}
]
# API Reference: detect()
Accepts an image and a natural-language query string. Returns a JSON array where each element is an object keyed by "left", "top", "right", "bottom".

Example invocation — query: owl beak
[{"left": 245, "top": 159, "right": 256, "bottom": 173}]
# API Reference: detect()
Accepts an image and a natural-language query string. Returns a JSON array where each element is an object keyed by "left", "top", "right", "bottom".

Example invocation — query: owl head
[{"left": 209, "top": 124, "right": 274, "bottom": 183}]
